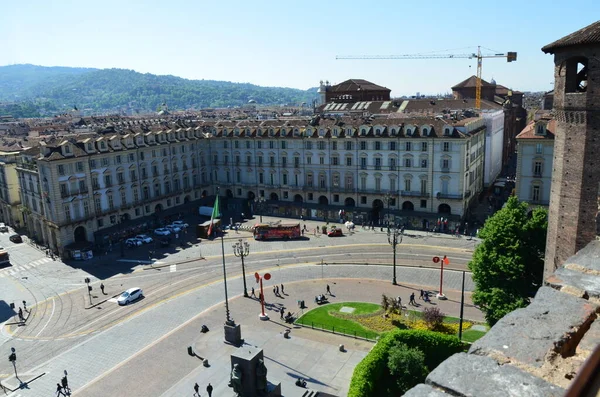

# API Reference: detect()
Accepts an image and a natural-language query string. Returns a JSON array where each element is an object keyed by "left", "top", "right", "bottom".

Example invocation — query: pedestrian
[
  {"left": 409, "top": 292, "right": 416, "bottom": 306},
  {"left": 100, "top": 283, "right": 105, "bottom": 295},
  {"left": 326, "top": 284, "right": 331, "bottom": 295},
  {"left": 273, "top": 286, "right": 277, "bottom": 296},
  {"left": 61, "top": 375, "right": 70, "bottom": 394},
  {"left": 275, "top": 285, "right": 279, "bottom": 296},
  {"left": 397, "top": 296, "right": 402, "bottom": 308},
  {"left": 206, "top": 383, "right": 213, "bottom": 397},
  {"left": 18, "top": 307, "right": 24, "bottom": 322},
  {"left": 281, "top": 283, "right": 284, "bottom": 294},
  {"left": 419, "top": 289, "right": 424, "bottom": 300},
  {"left": 251, "top": 287, "right": 256, "bottom": 298},
  {"left": 56, "top": 383, "right": 66, "bottom": 397},
  {"left": 280, "top": 307, "right": 284, "bottom": 319},
  {"left": 194, "top": 382, "right": 200, "bottom": 396}
]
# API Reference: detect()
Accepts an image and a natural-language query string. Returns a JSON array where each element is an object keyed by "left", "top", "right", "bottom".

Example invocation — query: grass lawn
[
  {"left": 460, "top": 328, "right": 488, "bottom": 343},
  {"left": 296, "top": 302, "right": 381, "bottom": 339}
]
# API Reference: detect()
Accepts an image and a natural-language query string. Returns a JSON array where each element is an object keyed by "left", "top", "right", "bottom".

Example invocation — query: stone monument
[{"left": 229, "top": 346, "right": 281, "bottom": 396}]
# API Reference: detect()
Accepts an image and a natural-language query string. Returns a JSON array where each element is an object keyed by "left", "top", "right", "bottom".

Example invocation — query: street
[{"left": 0, "top": 216, "right": 479, "bottom": 396}]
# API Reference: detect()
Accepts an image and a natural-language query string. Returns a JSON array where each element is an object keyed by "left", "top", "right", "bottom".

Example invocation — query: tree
[
  {"left": 387, "top": 342, "right": 429, "bottom": 394},
  {"left": 468, "top": 196, "right": 548, "bottom": 325},
  {"left": 422, "top": 307, "right": 444, "bottom": 330}
]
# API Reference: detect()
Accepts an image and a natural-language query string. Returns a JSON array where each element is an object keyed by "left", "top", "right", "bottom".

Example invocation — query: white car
[
  {"left": 117, "top": 288, "right": 143, "bottom": 305},
  {"left": 172, "top": 220, "right": 189, "bottom": 228},
  {"left": 136, "top": 234, "right": 153, "bottom": 244},
  {"left": 125, "top": 238, "right": 143, "bottom": 247},
  {"left": 166, "top": 224, "right": 182, "bottom": 233},
  {"left": 154, "top": 228, "right": 171, "bottom": 236}
]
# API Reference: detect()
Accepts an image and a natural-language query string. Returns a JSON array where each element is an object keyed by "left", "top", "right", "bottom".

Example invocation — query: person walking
[
  {"left": 275, "top": 285, "right": 279, "bottom": 296},
  {"left": 18, "top": 307, "right": 24, "bottom": 323},
  {"left": 280, "top": 307, "right": 285, "bottom": 320},
  {"left": 409, "top": 292, "right": 416, "bottom": 306},
  {"left": 251, "top": 287, "right": 256, "bottom": 298},
  {"left": 193, "top": 382, "right": 200, "bottom": 397},
  {"left": 419, "top": 289, "right": 424, "bottom": 300},
  {"left": 206, "top": 383, "right": 213, "bottom": 397},
  {"left": 61, "top": 375, "right": 70, "bottom": 394},
  {"left": 56, "top": 383, "right": 66, "bottom": 397},
  {"left": 281, "top": 283, "right": 284, "bottom": 294},
  {"left": 273, "top": 286, "right": 276, "bottom": 296},
  {"left": 326, "top": 284, "right": 331, "bottom": 295}
]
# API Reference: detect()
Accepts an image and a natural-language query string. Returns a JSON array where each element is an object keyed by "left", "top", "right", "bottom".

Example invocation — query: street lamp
[
  {"left": 254, "top": 196, "right": 266, "bottom": 223},
  {"left": 387, "top": 226, "right": 403, "bottom": 285},
  {"left": 232, "top": 239, "right": 250, "bottom": 297},
  {"left": 8, "top": 347, "right": 17, "bottom": 379},
  {"left": 382, "top": 192, "right": 394, "bottom": 230}
]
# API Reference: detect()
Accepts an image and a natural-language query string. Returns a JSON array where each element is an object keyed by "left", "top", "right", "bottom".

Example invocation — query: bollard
[{"left": 339, "top": 344, "right": 345, "bottom": 352}]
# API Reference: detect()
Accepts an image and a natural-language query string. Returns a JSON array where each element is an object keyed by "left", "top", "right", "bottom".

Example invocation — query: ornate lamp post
[
  {"left": 382, "top": 192, "right": 394, "bottom": 230},
  {"left": 254, "top": 196, "right": 266, "bottom": 223},
  {"left": 387, "top": 226, "right": 403, "bottom": 285},
  {"left": 232, "top": 239, "right": 250, "bottom": 297}
]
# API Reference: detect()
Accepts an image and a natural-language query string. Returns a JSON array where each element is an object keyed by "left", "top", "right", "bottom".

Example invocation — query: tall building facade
[
  {"left": 542, "top": 21, "right": 600, "bottom": 277},
  {"left": 12, "top": 115, "right": 485, "bottom": 255}
]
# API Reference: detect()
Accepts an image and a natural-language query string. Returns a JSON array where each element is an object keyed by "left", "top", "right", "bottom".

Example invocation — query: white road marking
[
  {"left": 169, "top": 264, "right": 176, "bottom": 273},
  {"left": 35, "top": 297, "right": 55, "bottom": 338}
]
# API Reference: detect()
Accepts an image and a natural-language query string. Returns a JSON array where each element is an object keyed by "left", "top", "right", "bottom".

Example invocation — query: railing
[
  {"left": 441, "top": 167, "right": 450, "bottom": 173},
  {"left": 437, "top": 193, "right": 463, "bottom": 200},
  {"left": 401, "top": 191, "right": 426, "bottom": 197},
  {"left": 294, "top": 319, "right": 377, "bottom": 341}
]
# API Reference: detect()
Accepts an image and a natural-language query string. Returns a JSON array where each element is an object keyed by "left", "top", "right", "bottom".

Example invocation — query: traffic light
[
  {"left": 88, "top": 286, "right": 93, "bottom": 292},
  {"left": 507, "top": 52, "right": 517, "bottom": 62},
  {"left": 85, "top": 277, "right": 90, "bottom": 284},
  {"left": 8, "top": 353, "right": 16, "bottom": 362}
]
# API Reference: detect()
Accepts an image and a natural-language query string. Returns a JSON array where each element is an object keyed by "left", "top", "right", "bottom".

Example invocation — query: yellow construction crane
[{"left": 336, "top": 46, "right": 517, "bottom": 109}]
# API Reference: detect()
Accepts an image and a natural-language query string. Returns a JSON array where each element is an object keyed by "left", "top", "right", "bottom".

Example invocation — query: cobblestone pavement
[
  {"left": 79, "top": 277, "right": 481, "bottom": 397},
  {"left": 1, "top": 263, "right": 480, "bottom": 397}
]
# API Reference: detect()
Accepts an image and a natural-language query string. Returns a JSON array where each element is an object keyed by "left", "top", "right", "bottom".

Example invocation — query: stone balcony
[{"left": 405, "top": 239, "right": 600, "bottom": 396}]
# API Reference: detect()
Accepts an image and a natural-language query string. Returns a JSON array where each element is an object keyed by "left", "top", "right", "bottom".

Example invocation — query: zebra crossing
[{"left": 0, "top": 257, "right": 53, "bottom": 277}]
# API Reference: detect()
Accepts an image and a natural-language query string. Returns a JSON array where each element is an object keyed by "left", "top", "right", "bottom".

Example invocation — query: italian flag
[{"left": 207, "top": 194, "right": 220, "bottom": 237}]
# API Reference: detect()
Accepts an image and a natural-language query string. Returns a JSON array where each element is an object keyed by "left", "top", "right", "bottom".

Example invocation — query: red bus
[{"left": 253, "top": 223, "right": 301, "bottom": 240}]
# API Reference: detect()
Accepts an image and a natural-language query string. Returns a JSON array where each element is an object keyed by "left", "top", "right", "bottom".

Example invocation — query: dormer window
[
  {"left": 444, "top": 128, "right": 451, "bottom": 136},
  {"left": 100, "top": 141, "right": 106, "bottom": 149},
  {"left": 390, "top": 128, "right": 396, "bottom": 136},
  {"left": 422, "top": 127, "right": 428, "bottom": 136},
  {"left": 281, "top": 128, "right": 286, "bottom": 135},
  {"left": 361, "top": 128, "right": 367, "bottom": 135},
  {"left": 269, "top": 129, "right": 274, "bottom": 136},
  {"left": 535, "top": 123, "right": 546, "bottom": 136},
  {"left": 406, "top": 129, "right": 412, "bottom": 136},
  {"left": 332, "top": 128, "right": 338, "bottom": 137},
  {"left": 87, "top": 143, "right": 93, "bottom": 151},
  {"left": 235, "top": 129, "right": 240, "bottom": 136},
  {"left": 375, "top": 128, "right": 381, "bottom": 135},
  {"left": 319, "top": 129, "right": 325, "bottom": 137},
  {"left": 64, "top": 145, "right": 71, "bottom": 154}
]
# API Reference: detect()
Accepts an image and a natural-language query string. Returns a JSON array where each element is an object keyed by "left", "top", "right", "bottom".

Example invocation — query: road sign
[
  {"left": 264, "top": 273, "right": 271, "bottom": 281},
  {"left": 432, "top": 256, "right": 440, "bottom": 263}
]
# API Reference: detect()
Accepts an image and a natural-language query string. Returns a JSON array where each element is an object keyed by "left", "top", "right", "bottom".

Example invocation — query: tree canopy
[
  {"left": 468, "top": 196, "right": 548, "bottom": 325},
  {"left": 387, "top": 343, "right": 429, "bottom": 394},
  {"left": 0, "top": 64, "right": 318, "bottom": 117}
]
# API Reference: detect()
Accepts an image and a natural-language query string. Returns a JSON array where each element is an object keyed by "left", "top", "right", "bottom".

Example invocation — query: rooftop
[{"left": 542, "top": 19, "right": 600, "bottom": 53}]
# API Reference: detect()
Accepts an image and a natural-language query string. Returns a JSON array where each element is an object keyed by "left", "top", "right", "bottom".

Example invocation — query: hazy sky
[{"left": 2, "top": 1, "right": 598, "bottom": 96}]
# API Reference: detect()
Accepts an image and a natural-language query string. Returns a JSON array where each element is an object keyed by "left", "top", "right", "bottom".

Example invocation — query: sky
[{"left": 2, "top": 0, "right": 599, "bottom": 97}]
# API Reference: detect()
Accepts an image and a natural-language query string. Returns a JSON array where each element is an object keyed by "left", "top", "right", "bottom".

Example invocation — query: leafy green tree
[
  {"left": 387, "top": 343, "right": 429, "bottom": 394},
  {"left": 468, "top": 196, "right": 548, "bottom": 325}
]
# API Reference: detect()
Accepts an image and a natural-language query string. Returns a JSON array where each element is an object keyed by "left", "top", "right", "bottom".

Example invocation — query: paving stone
[
  {"left": 469, "top": 287, "right": 597, "bottom": 367},
  {"left": 426, "top": 353, "right": 565, "bottom": 397},
  {"left": 403, "top": 384, "right": 450, "bottom": 396},
  {"left": 547, "top": 266, "right": 600, "bottom": 298},
  {"left": 578, "top": 317, "right": 600, "bottom": 353}
]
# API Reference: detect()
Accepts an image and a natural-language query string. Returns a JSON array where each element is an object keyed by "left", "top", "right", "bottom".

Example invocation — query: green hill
[{"left": 0, "top": 64, "right": 318, "bottom": 117}]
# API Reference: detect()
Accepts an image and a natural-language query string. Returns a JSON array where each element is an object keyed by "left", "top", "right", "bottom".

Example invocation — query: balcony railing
[
  {"left": 437, "top": 193, "right": 463, "bottom": 200},
  {"left": 401, "top": 191, "right": 428, "bottom": 197},
  {"left": 441, "top": 167, "right": 450, "bottom": 173}
]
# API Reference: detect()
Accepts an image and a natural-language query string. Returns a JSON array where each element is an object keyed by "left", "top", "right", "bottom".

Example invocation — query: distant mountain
[{"left": 0, "top": 64, "right": 318, "bottom": 117}]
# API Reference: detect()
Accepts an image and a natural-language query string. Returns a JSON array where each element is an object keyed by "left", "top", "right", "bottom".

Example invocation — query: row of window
[{"left": 223, "top": 140, "right": 453, "bottom": 152}]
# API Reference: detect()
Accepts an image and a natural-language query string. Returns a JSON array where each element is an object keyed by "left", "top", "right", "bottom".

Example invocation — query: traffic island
[{"left": 1, "top": 372, "right": 45, "bottom": 392}]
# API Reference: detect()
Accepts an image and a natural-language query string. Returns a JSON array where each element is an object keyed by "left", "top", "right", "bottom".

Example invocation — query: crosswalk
[{"left": 0, "top": 257, "right": 53, "bottom": 277}]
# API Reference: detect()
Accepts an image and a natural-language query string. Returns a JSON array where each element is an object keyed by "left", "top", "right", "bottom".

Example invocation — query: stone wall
[{"left": 404, "top": 239, "right": 600, "bottom": 397}]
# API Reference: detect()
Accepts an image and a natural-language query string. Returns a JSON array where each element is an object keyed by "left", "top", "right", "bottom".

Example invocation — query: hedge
[{"left": 348, "top": 329, "right": 467, "bottom": 397}]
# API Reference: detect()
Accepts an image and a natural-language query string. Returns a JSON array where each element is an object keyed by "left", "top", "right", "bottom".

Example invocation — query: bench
[{"left": 315, "top": 296, "right": 329, "bottom": 305}]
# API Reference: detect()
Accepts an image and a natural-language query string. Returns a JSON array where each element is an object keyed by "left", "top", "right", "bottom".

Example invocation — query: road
[{"left": 0, "top": 218, "right": 478, "bottom": 396}]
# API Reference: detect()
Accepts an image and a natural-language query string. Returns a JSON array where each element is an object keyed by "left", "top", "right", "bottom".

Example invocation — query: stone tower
[{"left": 542, "top": 20, "right": 600, "bottom": 279}]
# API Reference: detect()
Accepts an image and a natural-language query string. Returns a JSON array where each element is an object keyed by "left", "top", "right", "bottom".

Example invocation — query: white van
[{"left": 0, "top": 223, "right": 8, "bottom": 233}]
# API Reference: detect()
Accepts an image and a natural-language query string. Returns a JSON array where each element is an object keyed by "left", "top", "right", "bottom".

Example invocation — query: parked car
[
  {"left": 172, "top": 220, "right": 189, "bottom": 228},
  {"left": 166, "top": 224, "right": 182, "bottom": 233},
  {"left": 117, "top": 288, "right": 143, "bottom": 305},
  {"left": 327, "top": 228, "right": 343, "bottom": 237},
  {"left": 136, "top": 234, "right": 153, "bottom": 244},
  {"left": 125, "top": 238, "right": 143, "bottom": 247},
  {"left": 0, "top": 223, "right": 8, "bottom": 233},
  {"left": 154, "top": 228, "right": 171, "bottom": 236},
  {"left": 9, "top": 234, "right": 22, "bottom": 243}
]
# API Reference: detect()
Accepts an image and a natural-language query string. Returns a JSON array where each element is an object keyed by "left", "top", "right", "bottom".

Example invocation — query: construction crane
[{"left": 336, "top": 46, "right": 517, "bottom": 109}]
